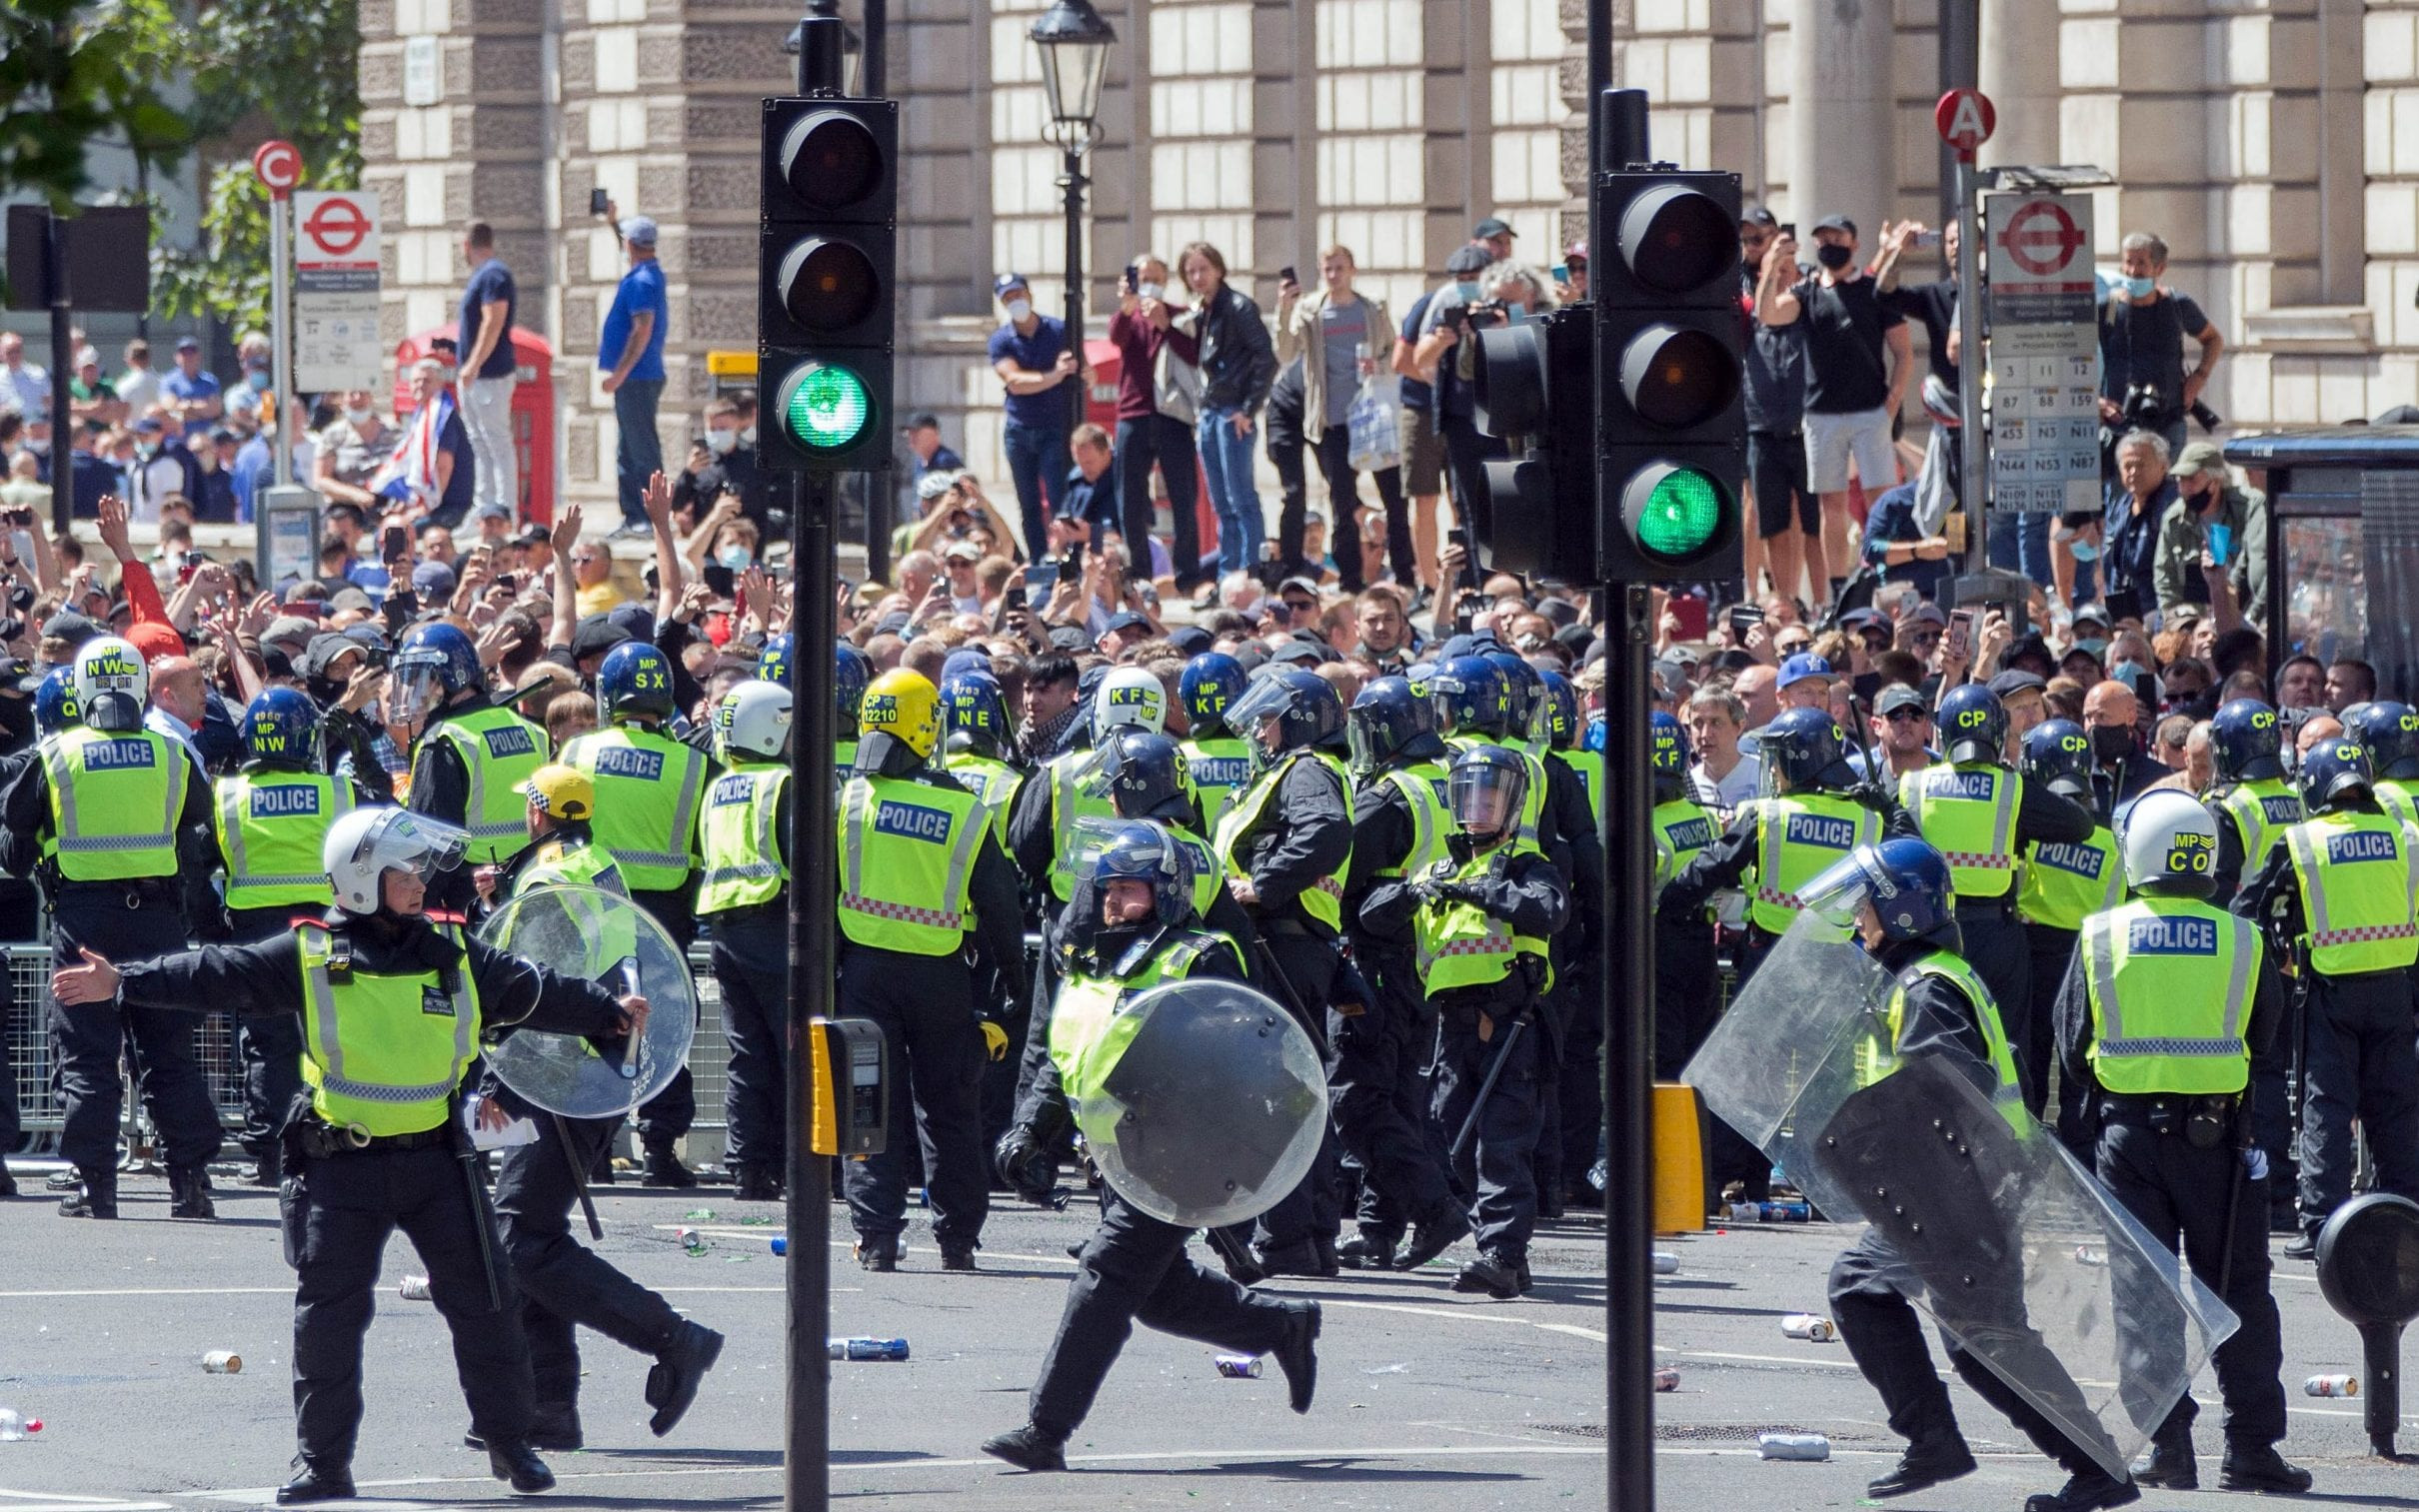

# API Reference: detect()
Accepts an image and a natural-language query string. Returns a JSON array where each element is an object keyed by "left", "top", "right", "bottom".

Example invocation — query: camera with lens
[
  {"left": 2119, "top": 382, "right": 2171, "bottom": 431},
  {"left": 1456, "top": 299, "right": 1509, "bottom": 333}
]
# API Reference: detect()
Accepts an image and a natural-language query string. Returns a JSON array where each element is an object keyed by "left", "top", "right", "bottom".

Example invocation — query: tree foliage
[{"left": 0, "top": 0, "right": 189, "bottom": 213}]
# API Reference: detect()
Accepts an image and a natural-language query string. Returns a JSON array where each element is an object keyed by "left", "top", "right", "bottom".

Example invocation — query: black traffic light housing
[
  {"left": 759, "top": 96, "right": 898, "bottom": 473},
  {"left": 1472, "top": 309, "right": 1593, "bottom": 576},
  {"left": 1594, "top": 168, "right": 1745, "bottom": 584}
]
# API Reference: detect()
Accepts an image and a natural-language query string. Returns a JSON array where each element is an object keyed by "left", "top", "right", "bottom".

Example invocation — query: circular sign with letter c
[{"left": 252, "top": 140, "right": 303, "bottom": 198}]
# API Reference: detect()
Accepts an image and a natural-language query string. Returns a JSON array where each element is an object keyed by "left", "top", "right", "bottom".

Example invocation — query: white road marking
[{"left": 0, "top": 1493, "right": 173, "bottom": 1511}]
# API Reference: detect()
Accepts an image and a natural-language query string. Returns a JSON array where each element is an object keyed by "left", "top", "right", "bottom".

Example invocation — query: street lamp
[{"left": 1029, "top": 0, "right": 1116, "bottom": 401}]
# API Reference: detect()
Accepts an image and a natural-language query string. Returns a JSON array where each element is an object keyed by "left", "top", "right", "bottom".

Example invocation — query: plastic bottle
[
  {"left": 397, "top": 1274, "right": 432, "bottom": 1301},
  {"left": 0, "top": 1410, "right": 39, "bottom": 1441},
  {"left": 770, "top": 1236, "right": 788, "bottom": 1255},
  {"left": 828, "top": 1337, "right": 910, "bottom": 1362},
  {"left": 1652, "top": 1250, "right": 1679, "bottom": 1275},
  {"left": 202, "top": 1351, "right": 243, "bottom": 1374},
  {"left": 1756, "top": 1432, "right": 1829, "bottom": 1461}
]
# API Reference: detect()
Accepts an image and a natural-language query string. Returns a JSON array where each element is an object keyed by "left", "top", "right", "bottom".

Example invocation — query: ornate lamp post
[{"left": 1029, "top": 0, "right": 1117, "bottom": 406}]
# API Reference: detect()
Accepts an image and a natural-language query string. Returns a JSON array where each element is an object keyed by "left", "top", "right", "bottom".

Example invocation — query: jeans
[
  {"left": 1987, "top": 509, "right": 2053, "bottom": 589},
  {"left": 462, "top": 373, "right": 519, "bottom": 518},
  {"left": 1114, "top": 414, "right": 1204, "bottom": 586},
  {"left": 1002, "top": 421, "right": 1071, "bottom": 559},
  {"left": 612, "top": 378, "right": 664, "bottom": 528},
  {"left": 1197, "top": 406, "right": 1264, "bottom": 578}
]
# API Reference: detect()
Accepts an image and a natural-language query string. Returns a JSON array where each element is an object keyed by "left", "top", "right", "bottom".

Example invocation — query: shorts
[
  {"left": 1399, "top": 404, "right": 1446, "bottom": 497},
  {"left": 1803, "top": 406, "right": 1897, "bottom": 495},
  {"left": 1748, "top": 429, "right": 1815, "bottom": 538}
]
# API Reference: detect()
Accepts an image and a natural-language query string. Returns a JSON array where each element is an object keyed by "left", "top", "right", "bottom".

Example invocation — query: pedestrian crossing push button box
[{"left": 810, "top": 1015, "right": 889, "bottom": 1155}]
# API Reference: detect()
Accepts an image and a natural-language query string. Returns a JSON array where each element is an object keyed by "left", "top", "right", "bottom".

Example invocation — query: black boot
[
  {"left": 1254, "top": 1238, "right": 1325, "bottom": 1277},
  {"left": 1451, "top": 1251, "right": 1522, "bottom": 1300},
  {"left": 465, "top": 1405, "right": 582, "bottom": 1453},
  {"left": 2022, "top": 1468, "right": 2140, "bottom": 1512},
  {"left": 58, "top": 1169, "right": 115, "bottom": 1219},
  {"left": 275, "top": 1461, "right": 355, "bottom": 1504},
  {"left": 646, "top": 1320, "right": 726, "bottom": 1437},
  {"left": 1310, "top": 1231, "right": 1340, "bottom": 1277},
  {"left": 0, "top": 1166, "right": 15, "bottom": 1197},
  {"left": 1335, "top": 1232, "right": 1396, "bottom": 1270},
  {"left": 168, "top": 1165, "right": 215, "bottom": 1220},
  {"left": 1394, "top": 1207, "right": 1472, "bottom": 1270},
  {"left": 642, "top": 1139, "right": 697, "bottom": 1188},
  {"left": 733, "top": 1165, "right": 782, "bottom": 1202},
  {"left": 1272, "top": 1299, "right": 1320, "bottom": 1413},
  {"left": 249, "top": 1155, "right": 281, "bottom": 1188},
  {"left": 2218, "top": 1443, "right": 2312, "bottom": 1494},
  {"left": 486, "top": 1438, "right": 556, "bottom": 1494},
  {"left": 1866, "top": 1436, "right": 1977, "bottom": 1498},
  {"left": 981, "top": 1423, "right": 1068, "bottom": 1471},
  {"left": 2130, "top": 1422, "right": 2196, "bottom": 1489},
  {"left": 855, "top": 1234, "right": 900, "bottom": 1271},
  {"left": 939, "top": 1240, "right": 978, "bottom": 1271}
]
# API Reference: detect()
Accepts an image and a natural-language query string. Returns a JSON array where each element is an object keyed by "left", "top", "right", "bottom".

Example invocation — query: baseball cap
[
  {"left": 264, "top": 615, "right": 320, "bottom": 651},
  {"left": 1102, "top": 610, "right": 1153, "bottom": 638},
  {"left": 1777, "top": 652, "right": 1834, "bottom": 689},
  {"left": 1741, "top": 205, "right": 1780, "bottom": 229},
  {"left": 2070, "top": 603, "right": 2112, "bottom": 631},
  {"left": 1047, "top": 624, "right": 1092, "bottom": 652},
  {"left": 1812, "top": 213, "right": 1857, "bottom": 237},
  {"left": 1471, "top": 217, "right": 1517, "bottom": 240},
  {"left": 328, "top": 587, "right": 375, "bottom": 615},
  {"left": 1876, "top": 684, "right": 1930, "bottom": 717},
  {"left": 1269, "top": 639, "right": 1324, "bottom": 666},
  {"left": 993, "top": 273, "right": 1029, "bottom": 298},
  {"left": 570, "top": 614, "right": 633, "bottom": 661},
  {"left": 1166, "top": 626, "right": 1212, "bottom": 657},
  {"left": 1838, "top": 607, "right": 1889, "bottom": 638},
  {"left": 174, "top": 336, "right": 200, "bottom": 353},
  {"left": 39, "top": 610, "right": 99, "bottom": 647},
  {"left": 941, "top": 540, "right": 981, "bottom": 563},
  {"left": 1561, "top": 241, "right": 1588, "bottom": 263},
  {"left": 621, "top": 216, "right": 659, "bottom": 247},
  {"left": 1897, "top": 602, "right": 1948, "bottom": 629},
  {"left": 2171, "top": 441, "right": 2228, "bottom": 480},
  {"left": 410, "top": 560, "right": 457, "bottom": 599},
  {"left": 133, "top": 417, "right": 164, "bottom": 436}
]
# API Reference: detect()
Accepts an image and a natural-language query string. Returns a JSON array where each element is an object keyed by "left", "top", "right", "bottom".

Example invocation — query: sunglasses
[{"left": 1883, "top": 707, "right": 1928, "bottom": 723}]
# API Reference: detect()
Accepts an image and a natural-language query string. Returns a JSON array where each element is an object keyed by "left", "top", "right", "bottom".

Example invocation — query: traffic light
[
  {"left": 1471, "top": 309, "right": 1592, "bottom": 576},
  {"left": 759, "top": 96, "right": 898, "bottom": 473},
  {"left": 1595, "top": 169, "right": 1744, "bottom": 583}
]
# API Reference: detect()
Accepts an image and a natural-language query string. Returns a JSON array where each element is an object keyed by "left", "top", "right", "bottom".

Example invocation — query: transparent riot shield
[
  {"left": 1071, "top": 977, "right": 1326, "bottom": 1228},
  {"left": 477, "top": 883, "right": 699, "bottom": 1117},
  {"left": 1684, "top": 916, "right": 2240, "bottom": 1479}
]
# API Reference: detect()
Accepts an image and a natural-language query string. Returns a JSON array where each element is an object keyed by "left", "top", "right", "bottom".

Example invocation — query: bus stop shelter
[{"left": 2225, "top": 426, "right": 2419, "bottom": 701}]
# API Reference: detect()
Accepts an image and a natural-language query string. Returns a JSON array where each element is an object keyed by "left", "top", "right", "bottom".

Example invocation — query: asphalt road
[{"left": 0, "top": 1163, "right": 2413, "bottom": 1511}]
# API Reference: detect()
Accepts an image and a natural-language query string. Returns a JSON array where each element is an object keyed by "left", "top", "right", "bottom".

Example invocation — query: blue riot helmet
[
  {"left": 1097, "top": 730, "right": 1194, "bottom": 822},
  {"left": 756, "top": 633, "right": 795, "bottom": 689},
  {"left": 1346, "top": 675, "right": 1446, "bottom": 775},
  {"left": 1221, "top": 665, "right": 1344, "bottom": 769},
  {"left": 2344, "top": 700, "right": 2419, "bottom": 783},
  {"left": 833, "top": 643, "right": 871, "bottom": 738},
  {"left": 33, "top": 667, "right": 80, "bottom": 740},
  {"left": 1483, "top": 651, "right": 1542, "bottom": 741},
  {"left": 1088, "top": 819, "right": 1197, "bottom": 929},
  {"left": 1799, "top": 837, "right": 1957, "bottom": 943},
  {"left": 1430, "top": 656, "right": 1508, "bottom": 738},
  {"left": 940, "top": 672, "right": 1012, "bottom": 758},
  {"left": 1758, "top": 707, "right": 1856, "bottom": 793},
  {"left": 1180, "top": 653, "right": 1246, "bottom": 739},
  {"left": 1539, "top": 670, "right": 1580, "bottom": 752},
  {"left": 597, "top": 641, "right": 676, "bottom": 725},
  {"left": 1933, "top": 683, "right": 2008, "bottom": 765},
  {"left": 1446, "top": 743, "right": 1530, "bottom": 843},
  {"left": 2208, "top": 698, "right": 2286, "bottom": 785},
  {"left": 389, "top": 622, "right": 481, "bottom": 726},
  {"left": 243, "top": 687, "right": 322, "bottom": 769},
  {"left": 1649, "top": 711, "right": 1691, "bottom": 804},
  {"left": 2019, "top": 719, "right": 2095, "bottom": 802},
  {"left": 2298, "top": 736, "right": 2375, "bottom": 815}
]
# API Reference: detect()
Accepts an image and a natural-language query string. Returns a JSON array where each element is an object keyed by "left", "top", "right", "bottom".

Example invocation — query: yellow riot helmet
[
  {"left": 520, "top": 762, "right": 597, "bottom": 822},
  {"left": 859, "top": 669, "right": 942, "bottom": 765}
]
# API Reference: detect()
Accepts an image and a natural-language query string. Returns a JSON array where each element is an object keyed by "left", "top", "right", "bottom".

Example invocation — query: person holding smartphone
[
  {"left": 1107, "top": 253, "right": 1208, "bottom": 598},
  {"left": 2153, "top": 442, "right": 2267, "bottom": 627},
  {"left": 1275, "top": 245, "right": 1409, "bottom": 593},
  {"left": 989, "top": 273, "right": 1084, "bottom": 556}
]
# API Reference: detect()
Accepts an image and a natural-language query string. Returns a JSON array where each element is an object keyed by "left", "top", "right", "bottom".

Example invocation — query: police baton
[
  {"left": 1449, "top": 1010, "right": 1533, "bottom": 1163},
  {"left": 1249, "top": 935, "right": 1329, "bottom": 1058},
  {"left": 554, "top": 1112, "right": 606, "bottom": 1241}
]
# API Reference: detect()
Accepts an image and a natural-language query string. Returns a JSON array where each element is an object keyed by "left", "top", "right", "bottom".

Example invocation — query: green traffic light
[
  {"left": 1625, "top": 464, "right": 1727, "bottom": 562},
  {"left": 780, "top": 362, "right": 874, "bottom": 451}
]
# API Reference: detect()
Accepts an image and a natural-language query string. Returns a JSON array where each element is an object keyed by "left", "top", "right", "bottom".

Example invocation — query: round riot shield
[
  {"left": 1071, "top": 977, "right": 1325, "bottom": 1228},
  {"left": 477, "top": 883, "right": 698, "bottom": 1117}
]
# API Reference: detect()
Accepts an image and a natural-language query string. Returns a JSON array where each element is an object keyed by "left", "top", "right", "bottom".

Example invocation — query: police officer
[
  {"left": 985, "top": 822, "right": 1320, "bottom": 1472},
  {"left": 2205, "top": 697, "right": 2302, "bottom": 1215},
  {"left": 2237, "top": 737, "right": 2419, "bottom": 1256},
  {"left": 561, "top": 641, "right": 712, "bottom": 1186},
  {"left": 1179, "top": 652, "right": 1253, "bottom": 826},
  {"left": 52, "top": 805, "right": 647, "bottom": 1503},
  {"left": 1332, "top": 677, "right": 1468, "bottom": 1272},
  {"left": 695, "top": 681, "right": 794, "bottom": 1202},
  {"left": 1009, "top": 666, "right": 1169, "bottom": 907},
  {"left": 471, "top": 763, "right": 729, "bottom": 1455},
  {"left": 839, "top": 669, "right": 1030, "bottom": 1270},
  {"left": 2346, "top": 700, "right": 2419, "bottom": 832},
  {"left": 941, "top": 671, "right": 1026, "bottom": 847},
  {"left": 2052, "top": 790, "right": 2309, "bottom": 1497},
  {"left": 216, "top": 688, "right": 362, "bottom": 1186},
  {"left": 1648, "top": 712, "right": 1719, "bottom": 1076},
  {"left": 0, "top": 636, "right": 223, "bottom": 1219},
  {"left": 1898, "top": 685, "right": 2095, "bottom": 1093},
  {"left": 2010, "top": 721, "right": 2124, "bottom": 1127},
  {"left": 1359, "top": 744, "right": 1567, "bottom": 1298},
  {"left": 1809, "top": 838, "right": 2129, "bottom": 1512},
  {"left": 1212, "top": 665, "right": 1357, "bottom": 1275},
  {"left": 391, "top": 622, "right": 549, "bottom": 912}
]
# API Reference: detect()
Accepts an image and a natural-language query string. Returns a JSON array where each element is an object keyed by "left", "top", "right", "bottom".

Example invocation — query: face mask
[
  {"left": 1505, "top": 306, "right": 1529, "bottom": 325},
  {"left": 2111, "top": 660, "right": 2151, "bottom": 688},
  {"left": 1136, "top": 282, "right": 1164, "bottom": 301},
  {"left": 1455, "top": 281, "right": 1481, "bottom": 303},
  {"left": 2121, "top": 275, "right": 2156, "bottom": 299},
  {"left": 1816, "top": 244, "right": 1855, "bottom": 272},
  {"left": 738, "top": 426, "right": 757, "bottom": 447},
  {"left": 1004, "top": 299, "right": 1033, "bottom": 323},
  {"left": 2069, "top": 537, "right": 2100, "bottom": 563},
  {"left": 247, "top": 371, "right": 270, "bottom": 392},
  {"left": 717, "top": 545, "right": 752, "bottom": 571},
  {"left": 344, "top": 406, "right": 373, "bottom": 426},
  {"left": 705, "top": 429, "right": 737, "bottom": 456},
  {"left": 136, "top": 443, "right": 158, "bottom": 460},
  {"left": 2091, "top": 725, "right": 2135, "bottom": 764},
  {"left": 2073, "top": 635, "right": 2107, "bottom": 658}
]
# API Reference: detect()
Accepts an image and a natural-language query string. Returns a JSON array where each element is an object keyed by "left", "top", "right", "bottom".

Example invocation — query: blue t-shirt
[
  {"left": 160, "top": 369, "right": 223, "bottom": 438},
  {"left": 988, "top": 315, "right": 1074, "bottom": 430},
  {"left": 459, "top": 258, "right": 518, "bottom": 381},
  {"left": 1397, "top": 295, "right": 1433, "bottom": 411},
  {"left": 231, "top": 436, "right": 271, "bottom": 521},
  {"left": 601, "top": 259, "right": 669, "bottom": 383}
]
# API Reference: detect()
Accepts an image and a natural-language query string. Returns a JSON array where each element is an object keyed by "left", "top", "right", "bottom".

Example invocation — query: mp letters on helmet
[
  {"left": 2165, "top": 830, "right": 2214, "bottom": 874},
  {"left": 85, "top": 647, "right": 140, "bottom": 693}
]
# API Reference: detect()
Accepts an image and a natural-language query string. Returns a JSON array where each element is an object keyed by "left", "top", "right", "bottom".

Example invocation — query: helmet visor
[
  {"left": 391, "top": 815, "right": 470, "bottom": 878},
  {"left": 1344, "top": 707, "right": 1384, "bottom": 775},
  {"left": 1222, "top": 678, "right": 1295, "bottom": 768},
  {"left": 1795, "top": 844, "right": 1887, "bottom": 933},
  {"left": 1447, "top": 758, "right": 1524, "bottom": 837},
  {"left": 388, "top": 661, "right": 446, "bottom": 726}
]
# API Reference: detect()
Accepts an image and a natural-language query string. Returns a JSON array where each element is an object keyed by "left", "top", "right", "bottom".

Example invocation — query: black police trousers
[
  {"left": 2094, "top": 1115, "right": 2287, "bottom": 1448},
  {"left": 1829, "top": 1229, "right": 2104, "bottom": 1475},
  {"left": 1246, "top": 928, "right": 1343, "bottom": 1253},
  {"left": 631, "top": 886, "right": 698, "bottom": 1149},
  {"left": 489, "top": 1084, "right": 685, "bottom": 1413},
  {"left": 285, "top": 1141, "right": 535, "bottom": 1467},
  {"left": 2297, "top": 968, "right": 2419, "bottom": 1236},
  {"left": 1030, "top": 1185, "right": 1293, "bottom": 1438},
  {"left": 1349, "top": 1003, "right": 1456, "bottom": 1241},
  {"left": 1958, "top": 905, "right": 2031, "bottom": 1087},
  {"left": 51, "top": 885, "right": 221, "bottom": 1174},
  {"left": 707, "top": 906, "right": 789, "bottom": 1176},
  {"left": 1327, "top": 986, "right": 1455, "bottom": 1244},
  {"left": 2022, "top": 922, "right": 2086, "bottom": 1148},
  {"left": 838, "top": 943, "right": 989, "bottom": 1248},
  {"left": 229, "top": 903, "right": 310, "bottom": 1162},
  {"left": 1431, "top": 997, "right": 1543, "bottom": 1263}
]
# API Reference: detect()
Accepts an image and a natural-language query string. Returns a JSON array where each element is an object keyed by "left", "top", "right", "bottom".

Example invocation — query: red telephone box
[
  {"left": 394, "top": 329, "right": 558, "bottom": 525},
  {"left": 1083, "top": 337, "right": 1220, "bottom": 566}
]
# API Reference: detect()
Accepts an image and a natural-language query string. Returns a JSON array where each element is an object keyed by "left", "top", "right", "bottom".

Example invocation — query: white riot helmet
[
  {"left": 720, "top": 679, "right": 794, "bottom": 763},
  {"left": 71, "top": 636, "right": 148, "bottom": 733},
  {"left": 2117, "top": 788, "right": 2220, "bottom": 893},
  {"left": 1092, "top": 666, "right": 1169, "bottom": 742},
  {"left": 322, "top": 806, "right": 469, "bottom": 916}
]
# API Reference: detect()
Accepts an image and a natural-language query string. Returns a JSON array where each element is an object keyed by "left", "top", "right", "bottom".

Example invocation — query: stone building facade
[{"left": 354, "top": 0, "right": 2419, "bottom": 514}]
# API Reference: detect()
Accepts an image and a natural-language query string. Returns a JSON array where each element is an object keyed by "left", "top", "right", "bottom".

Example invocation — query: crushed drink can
[
  {"left": 1214, "top": 1355, "right": 1262, "bottom": 1379},
  {"left": 1652, "top": 1250, "right": 1679, "bottom": 1274},
  {"left": 677, "top": 1226, "right": 707, "bottom": 1255},
  {"left": 2305, "top": 1374, "right": 2358, "bottom": 1397},
  {"left": 828, "top": 1337, "right": 909, "bottom": 1362},
  {"left": 2073, "top": 1245, "right": 2107, "bottom": 1267},
  {"left": 1781, "top": 1314, "right": 1835, "bottom": 1342},
  {"left": 202, "top": 1351, "right": 242, "bottom": 1374},
  {"left": 1652, "top": 1367, "right": 1679, "bottom": 1392},
  {"left": 1731, "top": 1199, "right": 1811, "bottom": 1222},
  {"left": 397, "top": 1274, "right": 432, "bottom": 1301},
  {"left": 1756, "top": 1432, "right": 1830, "bottom": 1461}
]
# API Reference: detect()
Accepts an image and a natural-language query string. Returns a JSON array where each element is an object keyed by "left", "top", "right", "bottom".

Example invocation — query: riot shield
[
  {"left": 1071, "top": 977, "right": 1325, "bottom": 1228},
  {"left": 478, "top": 883, "right": 699, "bottom": 1117},
  {"left": 1684, "top": 916, "right": 2240, "bottom": 1479}
]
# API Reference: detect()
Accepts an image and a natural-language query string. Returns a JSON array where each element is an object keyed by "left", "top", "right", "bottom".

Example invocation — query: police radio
[{"left": 810, "top": 1016, "right": 889, "bottom": 1156}]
